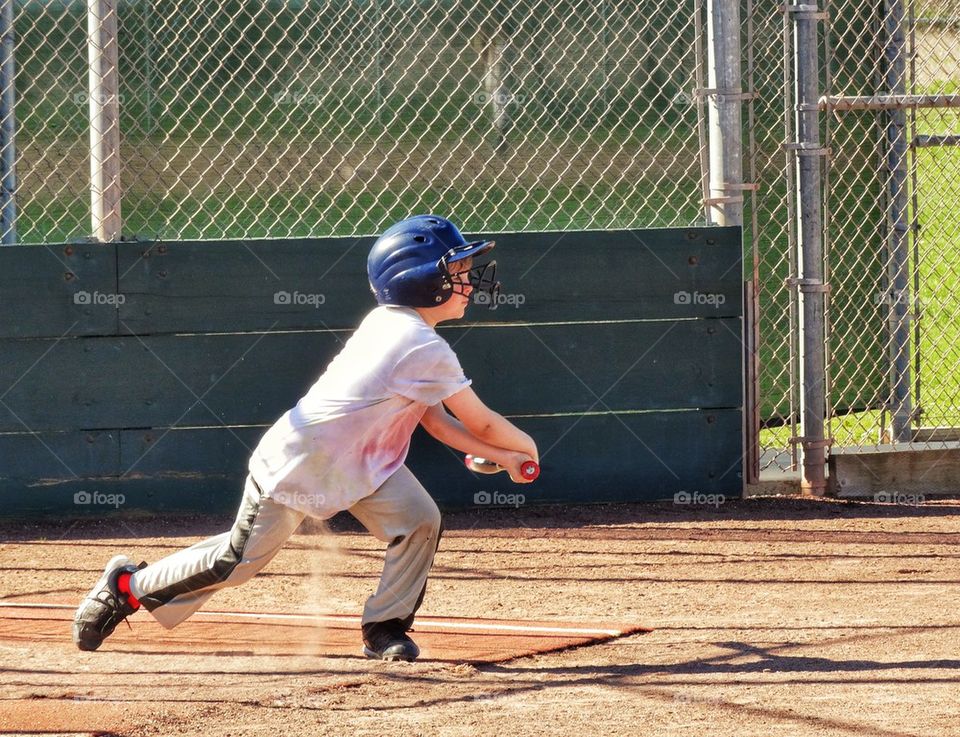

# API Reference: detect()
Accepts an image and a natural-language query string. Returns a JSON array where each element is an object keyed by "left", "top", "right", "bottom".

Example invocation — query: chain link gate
[
  {"left": 821, "top": 0, "right": 960, "bottom": 456},
  {"left": 747, "top": 0, "right": 960, "bottom": 483}
]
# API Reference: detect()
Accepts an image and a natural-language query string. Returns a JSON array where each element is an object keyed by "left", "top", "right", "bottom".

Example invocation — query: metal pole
[
  {"left": 706, "top": 0, "right": 743, "bottom": 226},
  {"left": 819, "top": 93, "right": 960, "bottom": 110},
  {"left": 794, "top": 4, "right": 827, "bottom": 494},
  {"left": 909, "top": 0, "right": 921, "bottom": 436},
  {"left": 744, "top": 0, "right": 761, "bottom": 484},
  {"left": 694, "top": 0, "right": 710, "bottom": 221},
  {"left": 783, "top": 5, "right": 800, "bottom": 470},
  {"left": 88, "top": 0, "right": 122, "bottom": 242},
  {"left": 885, "top": 0, "right": 913, "bottom": 442},
  {"left": 143, "top": 0, "right": 155, "bottom": 137},
  {"left": 375, "top": 0, "right": 383, "bottom": 126},
  {"left": 0, "top": 0, "right": 16, "bottom": 245}
]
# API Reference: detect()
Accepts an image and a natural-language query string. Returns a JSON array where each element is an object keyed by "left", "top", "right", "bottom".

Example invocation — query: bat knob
[{"left": 520, "top": 461, "right": 540, "bottom": 481}]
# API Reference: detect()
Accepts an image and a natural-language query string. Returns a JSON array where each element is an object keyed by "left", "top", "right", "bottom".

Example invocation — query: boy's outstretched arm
[
  {"left": 442, "top": 387, "right": 538, "bottom": 461},
  {"left": 420, "top": 390, "right": 538, "bottom": 483}
]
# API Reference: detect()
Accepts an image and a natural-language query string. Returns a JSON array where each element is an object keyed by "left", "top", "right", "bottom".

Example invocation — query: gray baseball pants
[{"left": 128, "top": 466, "right": 442, "bottom": 629}]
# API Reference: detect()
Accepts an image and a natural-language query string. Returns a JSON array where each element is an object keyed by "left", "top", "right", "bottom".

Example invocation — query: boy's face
[
  {"left": 414, "top": 257, "right": 474, "bottom": 326},
  {"left": 444, "top": 257, "right": 474, "bottom": 320}
]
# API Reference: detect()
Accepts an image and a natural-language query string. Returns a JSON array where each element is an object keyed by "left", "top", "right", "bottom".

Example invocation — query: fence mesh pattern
[{"left": 11, "top": 0, "right": 708, "bottom": 244}]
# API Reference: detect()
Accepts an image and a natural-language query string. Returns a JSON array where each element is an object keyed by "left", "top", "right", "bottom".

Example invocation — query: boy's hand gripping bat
[{"left": 464, "top": 454, "right": 540, "bottom": 481}]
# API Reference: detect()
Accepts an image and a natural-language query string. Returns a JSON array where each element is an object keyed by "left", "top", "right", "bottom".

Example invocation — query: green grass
[
  {"left": 15, "top": 180, "right": 705, "bottom": 245},
  {"left": 911, "top": 95, "right": 960, "bottom": 433}
]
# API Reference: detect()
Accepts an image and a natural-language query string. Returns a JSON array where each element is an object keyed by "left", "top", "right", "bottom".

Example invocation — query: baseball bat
[{"left": 464, "top": 454, "right": 540, "bottom": 481}]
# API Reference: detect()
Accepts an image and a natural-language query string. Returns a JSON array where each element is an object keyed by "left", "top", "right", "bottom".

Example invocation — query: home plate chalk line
[{"left": 0, "top": 601, "right": 635, "bottom": 637}]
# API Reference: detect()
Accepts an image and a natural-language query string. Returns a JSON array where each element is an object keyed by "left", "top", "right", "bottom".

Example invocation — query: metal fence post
[
  {"left": 884, "top": 0, "right": 913, "bottom": 442},
  {"left": 706, "top": 0, "right": 759, "bottom": 484},
  {"left": 88, "top": 0, "right": 122, "bottom": 242},
  {"left": 0, "top": 0, "right": 16, "bottom": 245},
  {"left": 792, "top": 3, "right": 827, "bottom": 494},
  {"left": 706, "top": 0, "right": 744, "bottom": 226}
]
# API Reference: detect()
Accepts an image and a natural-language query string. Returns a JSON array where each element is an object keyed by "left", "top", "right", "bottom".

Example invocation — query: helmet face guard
[{"left": 439, "top": 246, "right": 500, "bottom": 309}]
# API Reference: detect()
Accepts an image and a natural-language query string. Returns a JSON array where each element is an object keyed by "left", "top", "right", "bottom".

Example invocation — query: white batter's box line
[{"left": 0, "top": 601, "right": 625, "bottom": 637}]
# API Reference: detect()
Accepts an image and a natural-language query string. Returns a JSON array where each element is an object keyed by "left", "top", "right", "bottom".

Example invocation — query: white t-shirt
[{"left": 248, "top": 305, "right": 471, "bottom": 518}]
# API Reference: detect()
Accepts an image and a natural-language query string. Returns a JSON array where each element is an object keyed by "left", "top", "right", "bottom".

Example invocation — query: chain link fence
[{"left": 10, "top": 0, "right": 710, "bottom": 244}]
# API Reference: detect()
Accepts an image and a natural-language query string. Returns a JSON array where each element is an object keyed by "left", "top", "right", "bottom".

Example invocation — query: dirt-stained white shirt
[{"left": 248, "top": 305, "right": 470, "bottom": 518}]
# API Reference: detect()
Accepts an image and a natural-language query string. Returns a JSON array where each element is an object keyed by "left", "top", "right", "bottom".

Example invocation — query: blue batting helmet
[{"left": 367, "top": 215, "right": 497, "bottom": 307}]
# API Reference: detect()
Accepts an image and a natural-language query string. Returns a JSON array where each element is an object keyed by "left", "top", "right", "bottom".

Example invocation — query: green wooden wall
[{"left": 0, "top": 227, "right": 743, "bottom": 516}]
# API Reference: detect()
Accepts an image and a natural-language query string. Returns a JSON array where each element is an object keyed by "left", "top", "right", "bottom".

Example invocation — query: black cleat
[
  {"left": 362, "top": 619, "right": 420, "bottom": 662},
  {"left": 72, "top": 555, "right": 143, "bottom": 651}
]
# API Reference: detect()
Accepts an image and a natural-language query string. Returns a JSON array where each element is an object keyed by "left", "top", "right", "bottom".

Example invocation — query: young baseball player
[{"left": 72, "top": 214, "right": 539, "bottom": 661}]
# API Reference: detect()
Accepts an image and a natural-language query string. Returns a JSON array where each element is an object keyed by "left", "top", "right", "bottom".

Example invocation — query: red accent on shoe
[{"left": 116, "top": 571, "right": 140, "bottom": 610}]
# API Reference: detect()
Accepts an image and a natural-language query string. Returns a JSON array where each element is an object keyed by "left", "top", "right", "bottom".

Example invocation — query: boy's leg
[
  {"left": 348, "top": 465, "right": 442, "bottom": 659},
  {"left": 73, "top": 474, "right": 305, "bottom": 652},
  {"left": 128, "top": 475, "right": 305, "bottom": 629}
]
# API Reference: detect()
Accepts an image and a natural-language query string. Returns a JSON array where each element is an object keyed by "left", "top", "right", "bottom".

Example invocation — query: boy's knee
[
  {"left": 413, "top": 498, "right": 442, "bottom": 538},
  {"left": 393, "top": 498, "right": 441, "bottom": 544}
]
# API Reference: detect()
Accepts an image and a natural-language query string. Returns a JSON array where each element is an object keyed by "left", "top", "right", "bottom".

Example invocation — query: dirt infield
[{"left": 1, "top": 498, "right": 959, "bottom": 737}]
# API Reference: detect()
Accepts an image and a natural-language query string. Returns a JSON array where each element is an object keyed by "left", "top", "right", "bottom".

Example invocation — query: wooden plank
[
  {"left": 0, "top": 430, "right": 118, "bottom": 481},
  {"left": 0, "top": 332, "right": 341, "bottom": 432},
  {"left": 116, "top": 227, "right": 741, "bottom": 334},
  {"left": 468, "top": 227, "right": 742, "bottom": 323},
  {"left": 829, "top": 443, "right": 960, "bottom": 499},
  {"left": 0, "top": 243, "right": 118, "bottom": 338},
  {"left": 458, "top": 319, "right": 742, "bottom": 413},
  {"left": 0, "top": 409, "right": 741, "bottom": 516},
  {"left": 0, "top": 477, "right": 246, "bottom": 517},
  {"left": 0, "top": 320, "right": 741, "bottom": 432},
  {"left": 117, "top": 237, "right": 372, "bottom": 334},
  {"left": 118, "top": 426, "right": 266, "bottom": 477},
  {"left": 0, "top": 228, "right": 741, "bottom": 337},
  {"left": 409, "top": 409, "right": 744, "bottom": 506},
  {"left": 116, "top": 409, "right": 744, "bottom": 499}
]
